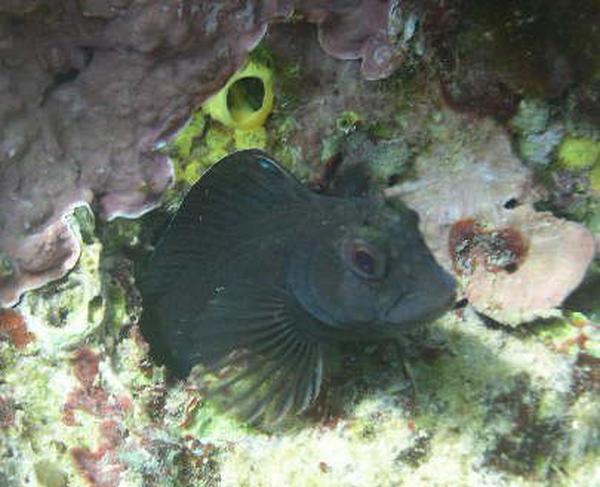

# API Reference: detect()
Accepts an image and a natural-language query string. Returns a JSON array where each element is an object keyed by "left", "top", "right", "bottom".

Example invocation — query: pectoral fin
[{"left": 190, "top": 283, "right": 325, "bottom": 424}]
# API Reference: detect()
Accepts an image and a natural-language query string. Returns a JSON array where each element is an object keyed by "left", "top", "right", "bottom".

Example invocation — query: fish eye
[{"left": 344, "top": 238, "right": 386, "bottom": 280}]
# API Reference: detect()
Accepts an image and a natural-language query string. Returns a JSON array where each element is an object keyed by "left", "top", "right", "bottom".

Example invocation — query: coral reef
[
  {"left": 435, "top": 0, "right": 600, "bottom": 120},
  {"left": 3, "top": 246, "right": 598, "bottom": 485},
  {"left": 1, "top": 209, "right": 225, "bottom": 486},
  {"left": 558, "top": 137, "right": 600, "bottom": 170},
  {"left": 509, "top": 98, "right": 564, "bottom": 167},
  {"left": 455, "top": 208, "right": 594, "bottom": 325},
  {"left": 0, "top": 0, "right": 431, "bottom": 305},
  {"left": 1, "top": 3, "right": 599, "bottom": 487}
]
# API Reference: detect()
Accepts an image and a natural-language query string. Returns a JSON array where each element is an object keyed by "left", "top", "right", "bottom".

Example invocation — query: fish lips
[{"left": 382, "top": 271, "right": 457, "bottom": 326}]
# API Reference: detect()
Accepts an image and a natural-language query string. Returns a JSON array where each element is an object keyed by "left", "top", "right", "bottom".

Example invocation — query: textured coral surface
[{"left": 0, "top": 0, "right": 279, "bottom": 305}]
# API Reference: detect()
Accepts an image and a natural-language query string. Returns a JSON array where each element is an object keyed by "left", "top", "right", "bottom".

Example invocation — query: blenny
[{"left": 139, "top": 149, "right": 455, "bottom": 423}]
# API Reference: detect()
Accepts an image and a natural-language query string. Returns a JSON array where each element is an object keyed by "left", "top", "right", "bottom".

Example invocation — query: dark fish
[{"left": 139, "top": 149, "right": 455, "bottom": 423}]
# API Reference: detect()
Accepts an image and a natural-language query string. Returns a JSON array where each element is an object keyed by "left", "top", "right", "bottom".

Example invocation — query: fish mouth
[{"left": 382, "top": 273, "right": 457, "bottom": 326}]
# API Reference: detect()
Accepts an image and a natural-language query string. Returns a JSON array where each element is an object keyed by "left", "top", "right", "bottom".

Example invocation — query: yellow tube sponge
[{"left": 203, "top": 61, "right": 274, "bottom": 131}]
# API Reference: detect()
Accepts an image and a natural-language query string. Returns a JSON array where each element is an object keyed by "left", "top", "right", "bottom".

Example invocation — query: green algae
[
  {"left": 0, "top": 203, "right": 236, "bottom": 486},
  {"left": 335, "top": 111, "right": 362, "bottom": 134},
  {"left": 518, "top": 126, "right": 564, "bottom": 166},
  {"left": 34, "top": 459, "right": 68, "bottom": 487},
  {"left": 1, "top": 357, "right": 84, "bottom": 486},
  {"left": 591, "top": 163, "right": 600, "bottom": 192},
  {"left": 558, "top": 137, "right": 600, "bottom": 170},
  {"left": 0, "top": 252, "right": 14, "bottom": 279},
  {"left": 509, "top": 97, "right": 565, "bottom": 166},
  {"left": 510, "top": 99, "right": 550, "bottom": 135},
  {"left": 100, "top": 218, "right": 142, "bottom": 255},
  {"left": 171, "top": 111, "right": 207, "bottom": 161},
  {"left": 212, "top": 312, "right": 595, "bottom": 486}
]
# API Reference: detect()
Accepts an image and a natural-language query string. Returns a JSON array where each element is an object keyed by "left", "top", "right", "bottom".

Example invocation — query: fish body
[{"left": 139, "top": 149, "right": 455, "bottom": 422}]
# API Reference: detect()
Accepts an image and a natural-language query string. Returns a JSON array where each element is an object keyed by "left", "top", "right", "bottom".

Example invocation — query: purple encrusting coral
[
  {"left": 0, "top": 1, "right": 290, "bottom": 306},
  {"left": 299, "top": 0, "right": 424, "bottom": 80}
]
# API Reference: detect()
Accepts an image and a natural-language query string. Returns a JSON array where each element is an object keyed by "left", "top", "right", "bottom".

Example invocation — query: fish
[{"left": 139, "top": 149, "right": 456, "bottom": 423}]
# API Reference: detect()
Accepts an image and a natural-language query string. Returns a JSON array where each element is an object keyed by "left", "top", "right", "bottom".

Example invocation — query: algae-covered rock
[
  {"left": 0, "top": 253, "right": 14, "bottom": 280},
  {"left": 510, "top": 98, "right": 550, "bottom": 135},
  {"left": 17, "top": 207, "right": 104, "bottom": 351}
]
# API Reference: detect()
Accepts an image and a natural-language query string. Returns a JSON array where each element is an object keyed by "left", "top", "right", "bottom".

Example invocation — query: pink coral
[
  {"left": 462, "top": 207, "right": 595, "bottom": 324},
  {"left": 1, "top": 218, "right": 81, "bottom": 305}
]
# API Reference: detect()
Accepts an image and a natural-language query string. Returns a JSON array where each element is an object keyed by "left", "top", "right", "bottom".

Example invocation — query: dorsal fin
[{"left": 140, "top": 149, "right": 312, "bottom": 297}]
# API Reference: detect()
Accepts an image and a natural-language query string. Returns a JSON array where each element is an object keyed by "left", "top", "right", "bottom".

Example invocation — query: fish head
[{"left": 289, "top": 198, "right": 456, "bottom": 337}]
